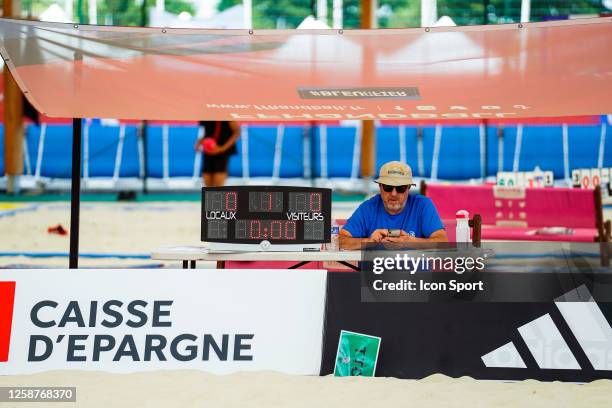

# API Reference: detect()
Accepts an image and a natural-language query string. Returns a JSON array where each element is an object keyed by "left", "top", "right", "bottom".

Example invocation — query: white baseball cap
[{"left": 375, "top": 161, "right": 414, "bottom": 186}]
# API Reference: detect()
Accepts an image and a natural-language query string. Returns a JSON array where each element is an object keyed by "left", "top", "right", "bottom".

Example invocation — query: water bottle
[
  {"left": 455, "top": 210, "right": 470, "bottom": 245},
  {"left": 329, "top": 220, "right": 340, "bottom": 251}
]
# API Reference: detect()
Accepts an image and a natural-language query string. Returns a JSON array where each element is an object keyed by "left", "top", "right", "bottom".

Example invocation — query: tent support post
[
  {"left": 309, "top": 122, "right": 317, "bottom": 186},
  {"left": 360, "top": 0, "right": 377, "bottom": 188},
  {"left": 69, "top": 118, "right": 82, "bottom": 269},
  {"left": 142, "top": 120, "right": 149, "bottom": 194}
]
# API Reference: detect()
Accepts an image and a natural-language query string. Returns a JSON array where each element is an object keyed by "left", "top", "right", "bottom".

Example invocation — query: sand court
[
  {"left": 0, "top": 200, "right": 359, "bottom": 268},
  {"left": 0, "top": 371, "right": 611, "bottom": 408},
  {"left": 0, "top": 201, "right": 212, "bottom": 268}
]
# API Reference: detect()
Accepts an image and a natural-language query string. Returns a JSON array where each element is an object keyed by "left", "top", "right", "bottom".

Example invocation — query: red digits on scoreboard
[
  {"left": 285, "top": 221, "right": 296, "bottom": 240},
  {"left": 250, "top": 220, "right": 261, "bottom": 239},
  {"left": 226, "top": 192, "right": 237, "bottom": 211},
  {"left": 309, "top": 193, "right": 321, "bottom": 212},
  {"left": 270, "top": 221, "right": 282, "bottom": 239}
]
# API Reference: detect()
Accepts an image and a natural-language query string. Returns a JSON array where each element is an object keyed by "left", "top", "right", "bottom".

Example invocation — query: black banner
[{"left": 321, "top": 272, "right": 612, "bottom": 382}]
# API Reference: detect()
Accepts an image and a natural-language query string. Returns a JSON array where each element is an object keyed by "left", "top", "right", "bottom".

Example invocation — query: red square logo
[{"left": 0, "top": 281, "right": 16, "bottom": 362}]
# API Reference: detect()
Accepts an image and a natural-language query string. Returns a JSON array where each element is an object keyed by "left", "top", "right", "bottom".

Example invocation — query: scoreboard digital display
[{"left": 202, "top": 186, "right": 332, "bottom": 245}]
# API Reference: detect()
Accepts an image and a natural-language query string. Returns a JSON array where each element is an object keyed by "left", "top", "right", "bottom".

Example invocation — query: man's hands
[
  {"left": 369, "top": 229, "right": 388, "bottom": 242},
  {"left": 340, "top": 228, "right": 448, "bottom": 250},
  {"left": 382, "top": 229, "right": 415, "bottom": 243},
  {"left": 369, "top": 229, "right": 415, "bottom": 243}
]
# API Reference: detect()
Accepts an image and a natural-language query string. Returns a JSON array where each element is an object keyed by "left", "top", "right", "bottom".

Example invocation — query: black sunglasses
[{"left": 381, "top": 184, "right": 411, "bottom": 193}]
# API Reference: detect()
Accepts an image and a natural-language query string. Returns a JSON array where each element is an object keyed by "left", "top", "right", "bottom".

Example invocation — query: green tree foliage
[
  {"left": 217, "top": 0, "right": 243, "bottom": 10},
  {"left": 382, "top": 0, "right": 589, "bottom": 28},
  {"left": 23, "top": 1, "right": 606, "bottom": 28},
  {"left": 379, "top": 0, "right": 420, "bottom": 27},
  {"left": 218, "top": 0, "right": 364, "bottom": 28},
  {"left": 97, "top": 0, "right": 195, "bottom": 26},
  {"left": 218, "top": 0, "right": 605, "bottom": 29},
  {"left": 165, "top": 0, "right": 197, "bottom": 16},
  {"left": 379, "top": 0, "right": 605, "bottom": 27},
  {"left": 96, "top": 0, "right": 141, "bottom": 25},
  {"left": 488, "top": 0, "right": 605, "bottom": 23},
  {"left": 21, "top": 0, "right": 195, "bottom": 26},
  {"left": 343, "top": 0, "right": 362, "bottom": 28},
  {"left": 21, "top": 0, "right": 57, "bottom": 18},
  {"left": 218, "top": 0, "right": 310, "bottom": 28}
]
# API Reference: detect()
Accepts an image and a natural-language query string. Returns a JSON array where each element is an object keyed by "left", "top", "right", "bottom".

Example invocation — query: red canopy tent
[{"left": 0, "top": 17, "right": 611, "bottom": 121}]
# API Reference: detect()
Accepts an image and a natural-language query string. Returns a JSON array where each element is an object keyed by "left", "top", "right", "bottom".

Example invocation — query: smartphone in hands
[{"left": 387, "top": 229, "right": 401, "bottom": 237}]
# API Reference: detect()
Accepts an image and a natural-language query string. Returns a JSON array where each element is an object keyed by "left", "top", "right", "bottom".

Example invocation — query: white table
[{"left": 151, "top": 245, "right": 362, "bottom": 270}]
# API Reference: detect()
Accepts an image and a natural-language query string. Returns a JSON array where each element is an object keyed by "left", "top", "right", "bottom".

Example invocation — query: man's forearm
[
  {"left": 407, "top": 231, "right": 448, "bottom": 243},
  {"left": 404, "top": 236, "right": 448, "bottom": 243},
  {"left": 339, "top": 236, "right": 372, "bottom": 250}
]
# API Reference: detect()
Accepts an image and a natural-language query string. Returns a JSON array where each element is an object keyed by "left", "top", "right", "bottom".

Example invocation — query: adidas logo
[
  {"left": 482, "top": 285, "right": 612, "bottom": 371},
  {"left": 0, "top": 281, "right": 16, "bottom": 362}
]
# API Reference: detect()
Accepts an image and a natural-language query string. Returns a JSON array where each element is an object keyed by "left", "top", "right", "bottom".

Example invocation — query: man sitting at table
[{"left": 339, "top": 161, "right": 448, "bottom": 250}]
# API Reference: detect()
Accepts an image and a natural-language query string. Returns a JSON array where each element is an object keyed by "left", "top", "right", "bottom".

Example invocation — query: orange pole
[
  {"left": 360, "top": 0, "right": 378, "bottom": 29},
  {"left": 360, "top": 0, "right": 377, "bottom": 181}
]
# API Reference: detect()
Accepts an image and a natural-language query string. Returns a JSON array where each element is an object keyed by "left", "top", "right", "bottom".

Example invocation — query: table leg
[
  {"left": 190, "top": 260, "right": 196, "bottom": 269},
  {"left": 338, "top": 261, "right": 360, "bottom": 271},
  {"left": 289, "top": 261, "right": 310, "bottom": 269},
  {"left": 182, "top": 260, "right": 188, "bottom": 269}
]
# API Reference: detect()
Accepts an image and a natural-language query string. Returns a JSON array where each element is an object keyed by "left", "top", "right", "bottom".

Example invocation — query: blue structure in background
[{"left": 1, "top": 120, "right": 611, "bottom": 185}]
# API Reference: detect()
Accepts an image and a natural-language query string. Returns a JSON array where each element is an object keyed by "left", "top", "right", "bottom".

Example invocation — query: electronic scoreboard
[{"left": 202, "top": 186, "right": 332, "bottom": 251}]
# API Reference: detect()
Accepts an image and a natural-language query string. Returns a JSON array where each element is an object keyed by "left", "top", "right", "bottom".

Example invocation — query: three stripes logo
[
  {"left": 0, "top": 281, "right": 16, "bottom": 362},
  {"left": 482, "top": 285, "right": 612, "bottom": 371}
]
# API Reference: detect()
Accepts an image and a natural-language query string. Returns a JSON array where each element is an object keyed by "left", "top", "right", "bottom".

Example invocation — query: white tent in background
[
  {"left": 275, "top": 15, "right": 361, "bottom": 73},
  {"left": 434, "top": 15, "right": 456, "bottom": 27},
  {"left": 39, "top": 3, "right": 72, "bottom": 23},
  {"left": 149, "top": 4, "right": 244, "bottom": 28},
  {"left": 378, "top": 16, "right": 500, "bottom": 75},
  {"left": 297, "top": 15, "right": 332, "bottom": 29}
]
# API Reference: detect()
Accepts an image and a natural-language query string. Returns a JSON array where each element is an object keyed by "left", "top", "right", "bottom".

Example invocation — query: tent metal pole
[
  {"left": 309, "top": 122, "right": 317, "bottom": 186},
  {"left": 302, "top": 124, "right": 312, "bottom": 182},
  {"left": 141, "top": 120, "right": 149, "bottom": 194},
  {"left": 480, "top": 121, "right": 487, "bottom": 181},
  {"left": 497, "top": 124, "right": 504, "bottom": 172},
  {"left": 69, "top": 118, "right": 82, "bottom": 269}
]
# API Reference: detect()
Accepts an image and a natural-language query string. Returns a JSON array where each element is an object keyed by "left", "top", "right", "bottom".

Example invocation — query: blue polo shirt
[{"left": 343, "top": 194, "right": 444, "bottom": 238}]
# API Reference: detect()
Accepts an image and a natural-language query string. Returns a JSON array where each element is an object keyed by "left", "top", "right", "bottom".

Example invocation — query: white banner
[{"left": 0, "top": 269, "right": 327, "bottom": 375}]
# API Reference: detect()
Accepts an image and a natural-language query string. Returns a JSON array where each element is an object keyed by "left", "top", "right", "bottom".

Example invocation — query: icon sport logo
[{"left": 0, "top": 281, "right": 16, "bottom": 362}]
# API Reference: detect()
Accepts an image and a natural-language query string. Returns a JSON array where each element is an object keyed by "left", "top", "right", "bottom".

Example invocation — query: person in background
[
  {"left": 195, "top": 121, "right": 240, "bottom": 187},
  {"left": 339, "top": 161, "right": 448, "bottom": 250}
]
